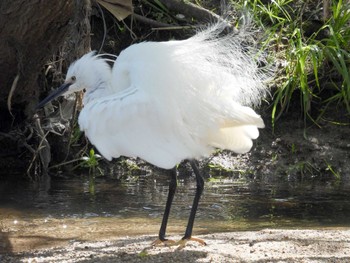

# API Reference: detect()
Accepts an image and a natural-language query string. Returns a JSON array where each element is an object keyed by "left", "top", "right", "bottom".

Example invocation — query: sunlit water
[{"left": 1, "top": 172, "right": 350, "bottom": 252}]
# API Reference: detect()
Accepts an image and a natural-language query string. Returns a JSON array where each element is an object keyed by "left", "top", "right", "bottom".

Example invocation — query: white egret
[{"left": 37, "top": 22, "right": 267, "bottom": 247}]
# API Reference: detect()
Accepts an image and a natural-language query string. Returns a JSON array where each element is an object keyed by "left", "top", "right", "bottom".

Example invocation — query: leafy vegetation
[
  {"left": 233, "top": 0, "right": 350, "bottom": 127},
  {"left": 79, "top": 149, "right": 102, "bottom": 172}
]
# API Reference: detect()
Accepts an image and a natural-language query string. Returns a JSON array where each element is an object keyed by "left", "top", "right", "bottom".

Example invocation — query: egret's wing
[{"left": 78, "top": 87, "right": 198, "bottom": 169}]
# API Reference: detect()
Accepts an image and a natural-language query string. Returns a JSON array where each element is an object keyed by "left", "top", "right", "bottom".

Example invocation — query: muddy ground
[{"left": 237, "top": 110, "right": 349, "bottom": 184}]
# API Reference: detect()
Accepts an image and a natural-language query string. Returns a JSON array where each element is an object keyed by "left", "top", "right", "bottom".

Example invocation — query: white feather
[{"left": 72, "top": 23, "right": 268, "bottom": 169}]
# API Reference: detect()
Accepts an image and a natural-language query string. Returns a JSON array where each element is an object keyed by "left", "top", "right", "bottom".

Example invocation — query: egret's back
[{"left": 79, "top": 23, "right": 268, "bottom": 169}]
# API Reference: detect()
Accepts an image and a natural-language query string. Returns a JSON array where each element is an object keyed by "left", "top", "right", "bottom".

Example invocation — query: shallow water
[{"left": 1, "top": 172, "right": 350, "bottom": 252}]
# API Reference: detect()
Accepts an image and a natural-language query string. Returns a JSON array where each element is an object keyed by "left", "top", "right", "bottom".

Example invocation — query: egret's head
[{"left": 36, "top": 51, "right": 111, "bottom": 109}]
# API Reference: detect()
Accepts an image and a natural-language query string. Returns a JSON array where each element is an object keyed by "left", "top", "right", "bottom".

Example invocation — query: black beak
[{"left": 36, "top": 82, "right": 72, "bottom": 110}]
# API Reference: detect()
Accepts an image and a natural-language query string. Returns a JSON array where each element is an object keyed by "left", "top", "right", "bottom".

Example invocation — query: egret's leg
[
  {"left": 177, "top": 160, "right": 206, "bottom": 247},
  {"left": 152, "top": 167, "right": 177, "bottom": 246}
]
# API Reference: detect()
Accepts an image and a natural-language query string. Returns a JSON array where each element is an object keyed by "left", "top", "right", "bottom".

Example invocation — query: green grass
[{"left": 233, "top": 0, "right": 350, "bottom": 127}]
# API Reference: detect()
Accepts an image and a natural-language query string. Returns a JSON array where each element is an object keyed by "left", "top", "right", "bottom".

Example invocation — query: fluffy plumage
[{"left": 64, "top": 23, "right": 268, "bottom": 169}]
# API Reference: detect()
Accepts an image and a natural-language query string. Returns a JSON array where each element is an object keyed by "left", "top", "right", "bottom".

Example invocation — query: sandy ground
[{"left": 1, "top": 229, "right": 350, "bottom": 262}]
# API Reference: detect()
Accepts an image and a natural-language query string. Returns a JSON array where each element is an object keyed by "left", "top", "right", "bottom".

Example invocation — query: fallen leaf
[{"left": 96, "top": 0, "right": 133, "bottom": 21}]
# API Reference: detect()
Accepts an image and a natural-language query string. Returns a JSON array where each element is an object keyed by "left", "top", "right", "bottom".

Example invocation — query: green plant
[
  {"left": 325, "top": 160, "right": 341, "bottom": 180},
  {"left": 138, "top": 249, "right": 149, "bottom": 258},
  {"left": 287, "top": 161, "right": 319, "bottom": 179},
  {"left": 235, "top": 0, "right": 350, "bottom": 127},
  {"left": 273, "top": 28, "right": 325, "bottom": 125},
  {"left": 78, "top": 148, "right": 103, "bottom": 175},
  {"left": 321, "top": 1, "right": 350, "bottom": 114},
  {"left": 290, "top": 143, "right": 296, "bottom": 154}
]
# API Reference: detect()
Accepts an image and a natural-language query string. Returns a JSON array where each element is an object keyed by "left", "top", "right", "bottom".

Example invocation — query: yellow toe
[
  {"left": 175, "top": 236, "right": 207, "bottom": 249},
  {"left": 151, "top": 238, "right": 176, "bottom": 247}
]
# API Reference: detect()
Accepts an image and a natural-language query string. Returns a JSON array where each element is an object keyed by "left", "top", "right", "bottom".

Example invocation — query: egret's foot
[
  {"left": 175, "top": 236, "right": 207, "bottom": 249},
  {"left": 151, "top": 238, "right": 176, "bottom": 247}
]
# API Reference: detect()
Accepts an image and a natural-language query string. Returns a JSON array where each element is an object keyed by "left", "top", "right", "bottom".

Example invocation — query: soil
[
  {"left": 225, "top": 109, "right": 350, "bottom": 185},
  {"left": 1, "top": 229, "right": 350, "bottom": 262}
]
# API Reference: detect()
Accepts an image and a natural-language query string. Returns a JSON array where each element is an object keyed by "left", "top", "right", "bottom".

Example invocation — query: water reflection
[
  {"left": 1, "top": 172, "right": 350, "bottom": 252},
  {"left": 1, "top": 174, "right": 350, "bottom": 225}
]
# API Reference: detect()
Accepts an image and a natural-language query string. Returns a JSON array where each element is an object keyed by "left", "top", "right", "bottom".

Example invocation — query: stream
[{"left": 1, "top": 171, "right": 350, "bottom": 252}]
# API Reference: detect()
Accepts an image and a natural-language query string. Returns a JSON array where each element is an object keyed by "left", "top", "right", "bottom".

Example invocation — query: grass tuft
[{"left": 234, "top": 0, "right": 350, "bottom": 127}]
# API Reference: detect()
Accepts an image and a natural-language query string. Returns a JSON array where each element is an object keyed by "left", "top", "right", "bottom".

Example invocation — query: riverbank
[{"left": 2, "top": 229, "right": 350, "bottom": 262}]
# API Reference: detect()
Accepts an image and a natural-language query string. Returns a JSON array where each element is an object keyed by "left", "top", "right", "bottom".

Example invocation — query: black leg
[
  {"left": 183, "top": 160, "right": 204, "bottom": 239},
  {"left": 158, "top": 167, "right": 177, "bottom": 241}
]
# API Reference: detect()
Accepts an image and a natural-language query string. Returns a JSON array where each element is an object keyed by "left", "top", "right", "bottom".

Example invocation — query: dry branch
[{"left": 158, "top": 0, "right": 223, "bottom": 23}]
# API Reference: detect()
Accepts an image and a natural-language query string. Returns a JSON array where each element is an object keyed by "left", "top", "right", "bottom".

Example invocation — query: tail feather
[
  {"left": 211, "top": 125, "right": 260, "bottom": 153},
  {"left": 209, "top": 103, "right": 264, "bottom": 154}
]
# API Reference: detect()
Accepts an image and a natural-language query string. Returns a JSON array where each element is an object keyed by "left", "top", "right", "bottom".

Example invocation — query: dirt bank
[{"left": 1, "top": 229, "right": 350, "bottom": 262}]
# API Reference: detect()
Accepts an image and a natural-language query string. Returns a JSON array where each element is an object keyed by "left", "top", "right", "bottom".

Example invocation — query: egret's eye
[{"left": 71, "top": 76, "right": 76, "bottom": 81}]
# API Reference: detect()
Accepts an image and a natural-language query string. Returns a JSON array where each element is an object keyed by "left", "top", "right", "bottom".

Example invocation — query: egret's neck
[{"left": 83, "top": 78, "right": 112, "bottom": 105}]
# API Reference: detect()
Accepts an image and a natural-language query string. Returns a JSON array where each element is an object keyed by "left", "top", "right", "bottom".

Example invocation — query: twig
[
  {"left": 132, "top": 13, "right": 172, "bottom": 28},
  {"left": 158, "top": 0, "right": 224, "bottom": 24},
  {"left": 30, "top": 114, "right": 51, "bottom": 177},
  {"left": 121, "top": 19, "right": 138, "bottom": 40},
  {"left": 151, "top": 25, "right": 197, "bottom": 31},
  {"left": 7, "top": 73, "right": 20, "bottom": 117},
  {"left": 96, "top": 2, "right": 107, "bottom": 53},
  {"left": 49, "top": 158, "right": 82, "bottom": 170}
]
